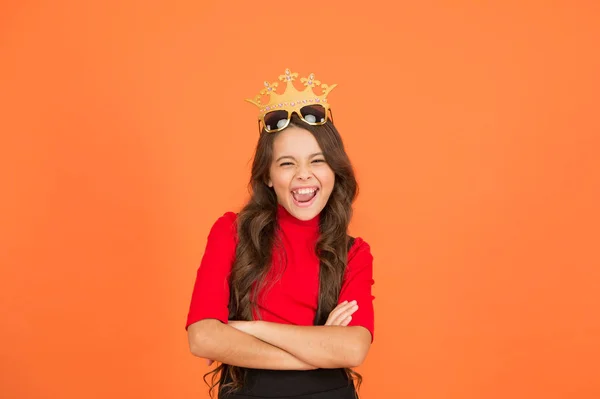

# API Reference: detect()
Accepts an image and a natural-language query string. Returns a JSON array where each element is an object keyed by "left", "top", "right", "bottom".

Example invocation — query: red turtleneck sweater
[{"left": 185, "top": 205, "right": 375, "bottom": 340}]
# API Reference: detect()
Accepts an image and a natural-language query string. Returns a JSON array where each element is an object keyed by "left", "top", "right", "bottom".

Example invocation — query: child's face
[{"left": 268, "top": 126, "right": 335, "bottom": 221}]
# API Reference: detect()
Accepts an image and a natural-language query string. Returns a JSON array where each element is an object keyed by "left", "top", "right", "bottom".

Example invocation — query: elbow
[
  {"left": 187, "top": 328, "right": 207, "bottom": 358},
  {"left": 346, "top": 346, "right": 369, "bottom": 368},
  {"left": 313, "top": 346, "right": 367, "bottom": 369},
  {"left": 188, "top": 332, "right": 205, "bottom": 358},
  {"left": 329, "top": 347, "right": 367, "bottom": 369},
  {"left": 343, "top": 328, "right": 372, "bottom": 368},
  {"left": 187, "top": 319, "right": 220, "bottom": 358}
]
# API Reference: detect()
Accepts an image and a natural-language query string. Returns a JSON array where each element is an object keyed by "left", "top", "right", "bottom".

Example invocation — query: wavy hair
[{"left": 204, "top": 114, "right": 361, "bottom": 397}]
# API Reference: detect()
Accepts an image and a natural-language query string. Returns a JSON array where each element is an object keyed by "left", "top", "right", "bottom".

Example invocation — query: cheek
[
  {"left": 270, "top": 169, "right": 291, "bottom": 191},
  {"left": 316, "top": 168, "right": 336, "bottom": 192}
]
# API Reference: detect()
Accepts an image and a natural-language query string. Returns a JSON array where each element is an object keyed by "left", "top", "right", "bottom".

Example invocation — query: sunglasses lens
[
  {"left": 300, "top": 105, "right": 327, "bottom": 124},
  {"left": 264, "top": 110, "right": 289, "bottom": 132}
]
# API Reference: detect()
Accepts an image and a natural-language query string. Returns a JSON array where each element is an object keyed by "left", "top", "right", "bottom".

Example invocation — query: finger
[
  {"left": 327, "top": 301, "right": 358, "bottom": 325},
  {"left": 329, "top": 301, "right": 356, "bottom": 324},
  {"left": 332, "top": 301, "right": 349, "bottom": 312},
  {"left": 331, "top": 301, "right": 356, "bottom": 317},
  {"left": 332, "top": 300, "right": 354, "bottom": 315},
  {"left": 325, "top": 301, "right": 348, "bottom": 325},
  {"left": 340, "top": 315, "right": 352, "bottom": 326},
  {"left": 334, "top": 305, "right": 358, "bottom": 325}
]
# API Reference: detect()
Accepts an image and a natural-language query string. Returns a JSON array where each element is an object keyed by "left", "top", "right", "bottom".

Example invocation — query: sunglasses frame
[{"left": 258, "top": 103, "right": 334, "bottom": 133}]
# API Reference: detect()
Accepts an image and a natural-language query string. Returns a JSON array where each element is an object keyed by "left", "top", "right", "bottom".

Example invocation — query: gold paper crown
[{"left": 246, "top": 68, "right": 337, "bottom": 117}]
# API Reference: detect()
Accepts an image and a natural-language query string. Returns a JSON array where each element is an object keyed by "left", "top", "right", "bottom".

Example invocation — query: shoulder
[
  {"left": 348, "top": 236, "right": 374, "bottom": 264},
  {"left": 207, "top": 211, "right": 239, "bottom": 240},
  {"left": 213, "top": 211, "right": 238, "bottom": 227}
]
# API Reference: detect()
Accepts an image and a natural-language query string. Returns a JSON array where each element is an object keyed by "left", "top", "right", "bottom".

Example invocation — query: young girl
[{"left": 185, "top": 68, "right": 375, "bottom": 399}]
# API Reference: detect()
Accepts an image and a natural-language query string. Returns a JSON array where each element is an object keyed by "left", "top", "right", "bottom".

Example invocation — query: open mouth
[{"left": 291, "top": 187, "right": 320, "bottom": 208}]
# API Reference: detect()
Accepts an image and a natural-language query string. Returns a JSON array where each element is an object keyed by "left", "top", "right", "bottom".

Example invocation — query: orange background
[{"left": 1, "top": 1, "right": 599, "bottom": 398}]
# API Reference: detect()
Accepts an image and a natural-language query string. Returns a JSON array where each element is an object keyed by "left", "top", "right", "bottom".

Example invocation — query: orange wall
[{"left": 1, "top": 1, "right": 599, "bottom": 398}]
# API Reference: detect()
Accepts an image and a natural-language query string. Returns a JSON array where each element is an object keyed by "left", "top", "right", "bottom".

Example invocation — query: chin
[
  {"left": 289, "top": 201, "right": 327, "bottom": 221},
  {"left": 291, "top": 207, "right": 320, "bottom": 220}
]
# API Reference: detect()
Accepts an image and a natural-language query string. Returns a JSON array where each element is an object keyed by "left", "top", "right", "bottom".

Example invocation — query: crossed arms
[{"left": 187, "top": 300, "right": 371, "bottom": 370}]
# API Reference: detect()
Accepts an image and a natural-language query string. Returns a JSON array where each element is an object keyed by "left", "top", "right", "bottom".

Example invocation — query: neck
[{"left": 276, "top": 204, "right": 320, "bottom": 229}]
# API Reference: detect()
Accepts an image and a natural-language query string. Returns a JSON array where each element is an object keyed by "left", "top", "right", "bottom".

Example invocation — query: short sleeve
[
  {"left": 338, "top": 237, "right": 375, "bottom": 341},
  {"left": 185, "top": 212, "right": 238, "bottom": 330}
]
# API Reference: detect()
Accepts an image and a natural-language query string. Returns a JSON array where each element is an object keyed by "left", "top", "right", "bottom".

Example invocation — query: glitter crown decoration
[{"left": 245, "top": 68, "right": 337, "bottom": 117}]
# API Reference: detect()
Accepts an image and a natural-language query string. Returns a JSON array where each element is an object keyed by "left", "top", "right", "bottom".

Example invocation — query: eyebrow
[{"left": 275, "top": 152, "right": 324, "bottom": 163}]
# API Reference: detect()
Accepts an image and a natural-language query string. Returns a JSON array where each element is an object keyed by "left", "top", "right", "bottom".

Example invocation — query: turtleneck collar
[{"left": 276, "top": 203, "right": 320, "bottom": 230}]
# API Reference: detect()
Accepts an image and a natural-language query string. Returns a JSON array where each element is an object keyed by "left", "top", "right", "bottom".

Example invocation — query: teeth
[{"left": 294, "top": 188, "right": 317, "bottom": 195}]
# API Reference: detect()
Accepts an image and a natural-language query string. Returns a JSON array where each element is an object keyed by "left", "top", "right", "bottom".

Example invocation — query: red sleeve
[
  {"left": 338, "top": 237, "right": 375, "bottom": 341},
  {"left": 185, "top": 212, "right": 238, "bottom": 330}
]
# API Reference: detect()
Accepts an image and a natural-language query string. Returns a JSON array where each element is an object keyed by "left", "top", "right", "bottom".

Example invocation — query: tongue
[{"left": 293, "top": 191, "right": 316, "bottom": 203}]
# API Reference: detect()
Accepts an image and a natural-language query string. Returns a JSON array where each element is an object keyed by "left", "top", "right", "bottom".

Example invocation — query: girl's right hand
[{"left": 325, "top": 300, "right": 358, "bottom": 326}]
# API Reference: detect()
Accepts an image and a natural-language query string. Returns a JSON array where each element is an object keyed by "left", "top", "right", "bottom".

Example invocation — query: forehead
[{"left": 272, "top": 127, "right": 322, "bottom": 156}]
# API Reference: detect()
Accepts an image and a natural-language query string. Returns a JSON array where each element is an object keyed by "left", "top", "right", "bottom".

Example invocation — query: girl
[{"left": 185, "top": 68, "right": 375, "bottom": 399}]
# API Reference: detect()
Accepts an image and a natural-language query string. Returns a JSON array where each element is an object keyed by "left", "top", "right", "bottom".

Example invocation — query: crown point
[{"left": 248, "top": 69, "right": 336, "bottom": 121}]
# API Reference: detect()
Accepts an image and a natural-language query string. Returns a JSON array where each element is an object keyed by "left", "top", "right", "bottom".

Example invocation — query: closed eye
[
  {"left": 312, "top": 159, "right": 326, "bottom": 163},
  {"left": 280, "top": 162, "right": 294, "bottom": 166}
]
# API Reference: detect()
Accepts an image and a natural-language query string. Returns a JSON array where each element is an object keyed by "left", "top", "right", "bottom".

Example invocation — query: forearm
[
  {"left": 187, "top": 319, "right": 317, "bottom": 370},
  {"left": 246, "top": 322, "right": 371, "bottom": 369}
]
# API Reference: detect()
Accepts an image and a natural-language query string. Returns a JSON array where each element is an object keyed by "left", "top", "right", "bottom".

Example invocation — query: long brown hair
[{"left": 204, "top": 114, "right": 361, "bottom": 397}]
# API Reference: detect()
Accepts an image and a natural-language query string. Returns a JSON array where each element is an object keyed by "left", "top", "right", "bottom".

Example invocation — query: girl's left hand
[{"left": 325, "top": 300, "right": 358, "bottom": 326}]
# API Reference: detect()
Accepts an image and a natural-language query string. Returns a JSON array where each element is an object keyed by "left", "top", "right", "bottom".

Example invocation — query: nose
[{"left": 296, "top": 163, "right": 313, "bottom": 180}]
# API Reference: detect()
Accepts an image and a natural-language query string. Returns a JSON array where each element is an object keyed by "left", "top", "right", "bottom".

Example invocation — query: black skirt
[{"left": 218, "top": 368, "right": 357, "bottom": 399}]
